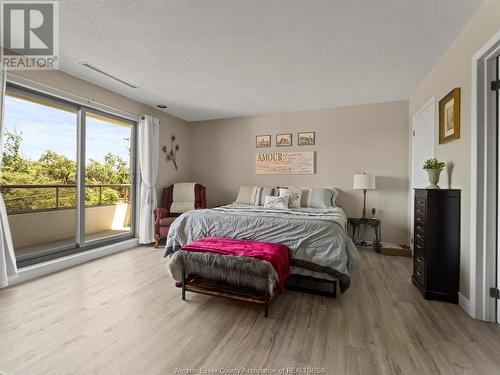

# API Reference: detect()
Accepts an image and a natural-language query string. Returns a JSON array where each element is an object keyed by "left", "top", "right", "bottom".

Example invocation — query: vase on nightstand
[{"left": 426, "top": 169, "right": 442, "bottom": 189}]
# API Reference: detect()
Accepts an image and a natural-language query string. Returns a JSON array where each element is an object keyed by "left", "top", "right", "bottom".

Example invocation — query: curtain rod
[{"left": 7, "top": 72, "right": 142, "bottom": 121}]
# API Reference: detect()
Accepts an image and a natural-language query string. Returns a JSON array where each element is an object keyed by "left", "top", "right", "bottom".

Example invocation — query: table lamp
[{"left": 353, "top": 173, "right": 376, "bottom": 219}]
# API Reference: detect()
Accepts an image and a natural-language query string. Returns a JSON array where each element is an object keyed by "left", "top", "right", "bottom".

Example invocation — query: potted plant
[{"left": 423, "top": 158, "right": 446, "bottom": 189}]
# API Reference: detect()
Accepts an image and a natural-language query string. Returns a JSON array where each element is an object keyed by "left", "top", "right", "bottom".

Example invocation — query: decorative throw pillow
[
  {"left": 235, "top": 186, "right": 257, "bottom": 204},
  {"left": 263, "top": 195, "right": 289, "bottom": 209},
  {"left": 279, "top": 187, "right": 303, "bottom": 208}
]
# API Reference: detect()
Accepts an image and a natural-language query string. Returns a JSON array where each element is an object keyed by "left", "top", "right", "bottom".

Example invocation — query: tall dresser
[{"left": 413, "top": 189, "right": 460, "bottom": 303}]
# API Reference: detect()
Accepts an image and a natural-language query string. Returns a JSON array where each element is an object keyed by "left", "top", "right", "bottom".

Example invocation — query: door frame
[
  {"left": 496, "top": 55, "right": 500, "bottom": 325},
  {"left": 470, "top": 29, "right": 500, "bottom": 322},
  {"left": 410, "top": 97, "right": 435, "bottom": 250}
]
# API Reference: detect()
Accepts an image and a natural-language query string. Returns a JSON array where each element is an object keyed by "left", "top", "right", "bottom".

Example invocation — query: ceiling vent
[{"left": 79, "top": 62, "right": 137, "bottom": 89}]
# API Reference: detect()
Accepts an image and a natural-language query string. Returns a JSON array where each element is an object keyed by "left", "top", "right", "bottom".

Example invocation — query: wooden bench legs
[{"left": 180, "top": 266, "right": 271, "bottom": 317}]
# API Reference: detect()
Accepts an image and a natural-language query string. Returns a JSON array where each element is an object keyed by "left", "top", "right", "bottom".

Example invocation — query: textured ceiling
[{"left": 58, "top": 0, "right": 483, "bottom": 121}]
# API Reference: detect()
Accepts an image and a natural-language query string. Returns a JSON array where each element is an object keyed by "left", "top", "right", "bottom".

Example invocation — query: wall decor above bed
[
  {"left": 298, "top": 132, "right": 315, "bottom": 146},
  {"left": 256, "top": 134, "right": 271, "bottom": 148},
  {"left": 276, "top": 133, "right": 292, "bottom": 147},
  {"left": 256, "top": 151, "right": 315, "bottom": 175}
]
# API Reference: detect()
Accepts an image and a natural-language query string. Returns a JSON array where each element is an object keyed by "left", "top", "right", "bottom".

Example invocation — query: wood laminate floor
[{"left": 1, "top": 247, "right": 500, "bottom": 375}]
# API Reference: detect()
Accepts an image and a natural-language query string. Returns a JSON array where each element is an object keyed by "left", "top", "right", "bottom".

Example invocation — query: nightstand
[{"left": 347, "top": 217, "right": 381, "bottom": 249}]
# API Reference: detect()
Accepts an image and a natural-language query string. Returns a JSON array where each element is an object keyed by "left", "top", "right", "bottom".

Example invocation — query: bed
[{"left": 164, "top": 203, "right": 360, "bottom": 295}]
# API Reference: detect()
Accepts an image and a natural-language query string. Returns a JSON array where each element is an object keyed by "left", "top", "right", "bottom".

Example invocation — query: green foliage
[
  {"left": 1, "top": 130, "right": 130, "bottom": 213},
  {"left": 102, "top": 188, "right": 120, "bottom": 204},
  {"left": 39, "top": 150, "right": 77, "bottom": 184},
  {"left": 423, "top": 158, "right": 446, "bottom": 170},
  {"left": 86, "top": 153, "right": 129, "bottom": 185}
]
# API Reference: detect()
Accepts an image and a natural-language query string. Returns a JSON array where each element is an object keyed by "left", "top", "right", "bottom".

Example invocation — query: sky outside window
[{"left": 3, "top": 95, "right": 130, "bottom": 164}]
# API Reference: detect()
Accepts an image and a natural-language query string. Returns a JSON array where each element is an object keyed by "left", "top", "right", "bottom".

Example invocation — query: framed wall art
[
  {"left": 276, "top": 133, "right": 292, "bottom": 147},
  {"left": 298, "top": 132, "right": 315, "bottom": 146},
  {"left": 256, "top": 134, "right": 271, "bottom": 148},
  {"left": 439, "top": 88, "right": 460, "bottom": 144}
]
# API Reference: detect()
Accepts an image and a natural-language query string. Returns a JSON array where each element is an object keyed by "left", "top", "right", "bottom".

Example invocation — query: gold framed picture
[
  {"left": 298, "top": 132, "right": 315, "bottom": 146},
  {"left": 276, "top": 133, "right": 292, "bottom": 147},
  {"left": 256, "top": 134, "right": 271, "bottom": 148},
  {"left": 439, "top": 88, "right": 460, "bottom": 144}
]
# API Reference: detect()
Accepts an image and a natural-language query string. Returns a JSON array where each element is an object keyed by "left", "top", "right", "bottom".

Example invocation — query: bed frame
[{"left": 285, "top": 274, "right": 338, "bottom": 298}]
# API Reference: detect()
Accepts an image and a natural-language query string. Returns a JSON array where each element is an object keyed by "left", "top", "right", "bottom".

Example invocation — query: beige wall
[
  {"left": 190, "top": 101, "right": 410, "bottom": 245},
  {"left": 409, "top": 0, "right": 500, "bottom": 299},
  {"left": 10, "top": 70, "right": 191, "bottom": 202}
]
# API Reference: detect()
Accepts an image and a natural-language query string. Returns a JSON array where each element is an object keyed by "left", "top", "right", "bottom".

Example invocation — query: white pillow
[
  {"left": 170, "top": 201, "right": 195, "bottom": 214},
  {"left": 235, "top": 186, "right": 257, "bottom": 204},
  {"left": 263, "top": 195, "right": 289, "bottom": 210},
  {"left": 279, "top": 187, "right": 303, "bottom": 208}
]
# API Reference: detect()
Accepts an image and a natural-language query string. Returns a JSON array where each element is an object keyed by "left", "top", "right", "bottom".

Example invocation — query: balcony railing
[{"left": 0, "top": 184, "right": 131, "bottom": 215}]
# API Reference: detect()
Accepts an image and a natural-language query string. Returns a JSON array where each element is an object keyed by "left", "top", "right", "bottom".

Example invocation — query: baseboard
[
  {"left": 8, "top": 238, "right": 139, "bottom": 286},
  {"left": 458, "top": 292, "right": 474, "bottom": 317}
]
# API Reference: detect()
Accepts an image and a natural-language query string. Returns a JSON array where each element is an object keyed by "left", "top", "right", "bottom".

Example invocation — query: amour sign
[{"left": 255, "top": 151, "right": 315, "bottom": 175}]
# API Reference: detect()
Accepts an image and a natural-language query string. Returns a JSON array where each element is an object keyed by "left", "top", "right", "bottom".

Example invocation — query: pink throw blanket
[{"left": 181, "top": 237, "right": 290, "bottom": 293}]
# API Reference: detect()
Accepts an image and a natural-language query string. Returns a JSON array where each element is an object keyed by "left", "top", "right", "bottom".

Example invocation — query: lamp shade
[{"left": 353, "top": 174, "right": 376, "bottom": 190}]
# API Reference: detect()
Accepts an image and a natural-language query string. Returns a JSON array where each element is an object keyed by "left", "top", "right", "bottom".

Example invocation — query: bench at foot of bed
[{"left": 181, "top": 270, "right": 273, "bottom": 317}]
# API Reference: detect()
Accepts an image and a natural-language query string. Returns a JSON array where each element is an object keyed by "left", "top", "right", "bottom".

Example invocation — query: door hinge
[
  {"left": 491, "top": 80, "right": 500, "bottom": 91},
  {"left": 412, "top": 130, "right": 415, "bottom": 136},
  {"left": 490, "top": 287, "right": 500, "bottom": 299}
]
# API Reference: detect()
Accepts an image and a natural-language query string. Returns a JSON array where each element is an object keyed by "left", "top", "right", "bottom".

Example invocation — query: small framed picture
[
  {"left": 439, "top": 88, "right": 460, "bottom": 144},
  {"left": 298, "top": 132, "right": 315, "bottom": 146},
  {"left": 256, "top": 134, "right": 271, "bottom": 148},
  {"left": 276, "top": 133, "right": 292, "bottom": 147}
]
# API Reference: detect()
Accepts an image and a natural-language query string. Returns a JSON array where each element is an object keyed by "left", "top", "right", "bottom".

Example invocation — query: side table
[{"left": 347, "top": 217, "right": 382, "bottom": 250}]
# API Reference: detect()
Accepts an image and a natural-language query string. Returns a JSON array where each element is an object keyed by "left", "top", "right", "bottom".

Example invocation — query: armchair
[{"left": 154, "top": 183, "right": 206, "bottom": 248}]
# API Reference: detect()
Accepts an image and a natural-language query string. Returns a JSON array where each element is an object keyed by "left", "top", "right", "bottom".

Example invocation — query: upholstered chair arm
[{"left": 153, "top": 207, "right": 169, "bottom": 221}]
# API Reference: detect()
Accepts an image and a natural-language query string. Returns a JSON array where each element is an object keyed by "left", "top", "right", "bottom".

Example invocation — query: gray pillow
[{"left": 302, "top": 187, "right": 338, "bottom": 208}]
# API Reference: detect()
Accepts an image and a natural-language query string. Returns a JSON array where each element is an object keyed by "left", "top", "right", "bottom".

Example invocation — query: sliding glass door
[
  {"left": 84, "top": 111, "right": 135, "bottom": 243},
  {"left": 0, "top": 84, "right": 136, "bottom": 267}
]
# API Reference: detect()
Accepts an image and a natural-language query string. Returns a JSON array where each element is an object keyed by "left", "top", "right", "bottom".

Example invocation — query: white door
[{"left": 411, "top": 98, "right": 435, "bottom": 249}]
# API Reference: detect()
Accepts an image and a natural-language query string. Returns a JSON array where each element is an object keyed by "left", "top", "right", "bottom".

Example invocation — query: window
[{"left": 0, "top": 84, "right": 136, "bottom": 267}]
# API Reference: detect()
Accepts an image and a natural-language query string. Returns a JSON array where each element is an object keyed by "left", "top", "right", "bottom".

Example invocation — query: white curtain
[
  {"left": 138, "top": 115, "right": 160, "bottom": 244},
  {"left": 0, "top": 67, "right": 17, "bottom": 287}
]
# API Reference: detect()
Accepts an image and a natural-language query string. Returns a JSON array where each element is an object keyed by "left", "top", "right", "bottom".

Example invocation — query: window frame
[{"left": 3, "top": 82, "right": 138, "bottom": 268}]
